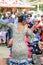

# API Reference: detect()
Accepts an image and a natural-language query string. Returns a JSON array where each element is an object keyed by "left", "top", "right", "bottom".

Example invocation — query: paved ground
[
  {"left": 0, "top": 45, "right": 42, "bottom": 65},
  {"left": 0, "top": 45, "right": 9, "bottom": 58}
]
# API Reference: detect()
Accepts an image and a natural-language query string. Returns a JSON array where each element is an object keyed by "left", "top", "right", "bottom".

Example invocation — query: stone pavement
[
  {"left": 0, "top": 45, "right": 42, "bottom": 65},
  {"left": 0, "top": 45, "right": 9, "bottom": 58}
]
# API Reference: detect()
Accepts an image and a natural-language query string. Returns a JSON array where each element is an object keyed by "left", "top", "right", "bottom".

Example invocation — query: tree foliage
[{"left": 39, "top": 4, "right": 43, "bottom": 11}]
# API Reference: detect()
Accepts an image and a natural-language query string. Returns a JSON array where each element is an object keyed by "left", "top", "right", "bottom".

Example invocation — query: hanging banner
[
  {"left": 0, "top": 0, "right": 19, "bottom": 6},
  {"left": 0, "top": 0, "right": 4, "bottom": 3},
  {"left": 0, "top": 0, "right": 35, "bottom": 8},
  {"left": 0, "top": 0, "right": 18, "bottom": 4},
  {"left": 4, "top": 0, "right": 18, "bottom": 4}
]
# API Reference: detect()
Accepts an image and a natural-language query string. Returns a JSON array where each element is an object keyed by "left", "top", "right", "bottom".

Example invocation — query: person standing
[
  {"left": 0, "top": 15, "right": 38, "bottom": 65},
  {"left": 14, "top": 12, "right": 18, "bottom": 27},
  {"left": 37, "top": 15, "right": 43, "bottom": 65}
]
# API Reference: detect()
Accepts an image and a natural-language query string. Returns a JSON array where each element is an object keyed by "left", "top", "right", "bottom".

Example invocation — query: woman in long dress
[
  {"left": 0, "top": 15, "right": 38, "bottom": 65},
  {"left": 7, "top": 16, "right": 38, "bottom": 59}
]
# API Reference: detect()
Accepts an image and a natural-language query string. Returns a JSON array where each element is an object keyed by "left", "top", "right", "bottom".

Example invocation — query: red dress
[{"left": 40, "top": 32, "right": 43, "bottom": 42}]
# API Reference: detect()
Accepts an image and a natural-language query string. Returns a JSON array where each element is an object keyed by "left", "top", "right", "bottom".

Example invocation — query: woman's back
[{"left": 11, "top": 25, "right": 28, "bottom": 59}]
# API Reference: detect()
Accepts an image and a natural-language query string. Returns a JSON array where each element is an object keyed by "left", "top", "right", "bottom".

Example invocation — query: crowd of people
[{"left": 0, "top": 11, "right": 43, "bottom": 65}]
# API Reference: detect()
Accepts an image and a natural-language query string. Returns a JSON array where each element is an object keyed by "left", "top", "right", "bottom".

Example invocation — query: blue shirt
[
  {"left": 35, "top": 33, "right": 40, "bottom": 41},
  {"left": 0, "top": 18, "right": 14, "bottom": 24},
  {"left": 23, "top": 14, "right": 27, "bottom": 21},
  {"left": 1, "top": 19, "right": 9, "bottom": 24},
  {"left": 9, "top": 17, "right": 14, "bottom": 23}
]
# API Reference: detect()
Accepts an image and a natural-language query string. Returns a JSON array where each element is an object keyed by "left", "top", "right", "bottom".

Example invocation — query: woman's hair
[
  {"left": 18, "top": 15, "right": 27, "bottom": 25},
  {"left": 18, "top": 15, "right": 23, "bottom": 23}
]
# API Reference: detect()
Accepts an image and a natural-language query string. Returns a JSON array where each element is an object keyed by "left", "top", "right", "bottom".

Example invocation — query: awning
[{"left": 0, "top": 0, "right": 35, "bottom": 8}]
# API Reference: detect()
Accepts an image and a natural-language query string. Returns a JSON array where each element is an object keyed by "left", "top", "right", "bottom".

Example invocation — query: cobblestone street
[
  {"left": 0, "top": 46, "right": 9, "bottom": 58},
  {"left": 0, "top": 45, "right": 42, "bottom": 65}
]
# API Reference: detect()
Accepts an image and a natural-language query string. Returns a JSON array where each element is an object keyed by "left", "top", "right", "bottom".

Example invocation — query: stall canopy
[{"left": 0, "top": 0, "right": 35, "bottom": 8}]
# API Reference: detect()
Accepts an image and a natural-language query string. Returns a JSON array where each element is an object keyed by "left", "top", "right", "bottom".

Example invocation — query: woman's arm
[
  {"left": 0, "top": 19, "right": 14, "bottom": 29},
  {"left": 0, "top": 18, "right": 14, "bottom": 27},
  {"left": 7, "top": 23, "right": 14, "bottom": 28},
  {"left": 27, "top": 28, "right": 38, "bottom": 43},
  {"left": 27, "top": 28, "right": 35, "bottom": 38}
]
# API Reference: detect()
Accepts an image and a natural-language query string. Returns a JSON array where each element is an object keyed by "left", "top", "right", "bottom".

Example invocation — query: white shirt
[{"left": 11, "top": 14, "right": 15, "bottom": 18}]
